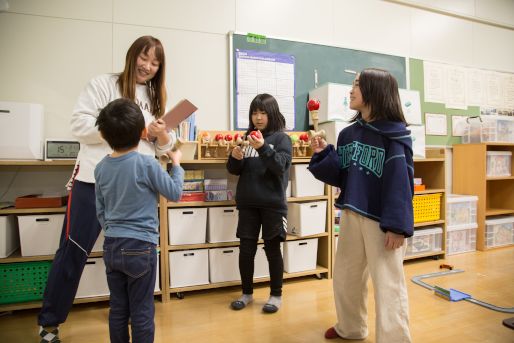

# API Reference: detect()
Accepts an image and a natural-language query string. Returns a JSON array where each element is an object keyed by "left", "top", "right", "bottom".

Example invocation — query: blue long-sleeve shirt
[
  {"left": 308, "top": 119, "right": 414, "bottom": 237},
  {"left": 95, "top": 151, "right": 184, "bottom": 244}
]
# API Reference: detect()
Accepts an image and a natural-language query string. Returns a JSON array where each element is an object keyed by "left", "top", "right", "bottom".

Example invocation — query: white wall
[{"left": 0, "top": 0, "right": 513, "bottom": 139}]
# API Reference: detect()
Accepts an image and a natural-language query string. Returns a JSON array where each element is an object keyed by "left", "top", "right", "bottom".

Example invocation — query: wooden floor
[{"left": 1, "top": 248, "right": 513, "bottom": 342}]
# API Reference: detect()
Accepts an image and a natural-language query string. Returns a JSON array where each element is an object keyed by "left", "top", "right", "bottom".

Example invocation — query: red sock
[{"left": 325, "top": 327, "right": 341, "bottom": 339}]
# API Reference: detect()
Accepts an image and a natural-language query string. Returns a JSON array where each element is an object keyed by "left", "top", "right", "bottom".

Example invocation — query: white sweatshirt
[{"left": 70, "top": 74, "right": 174, "bottom": 183}]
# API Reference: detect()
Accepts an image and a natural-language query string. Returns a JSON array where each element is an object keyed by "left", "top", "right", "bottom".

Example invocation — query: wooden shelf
[
  {"left": 168, "top": 200, "right": 236, "bottom": 208},
  {"left": 0, "top": 291, "right": 163, "bottom": 312},
  {"left": 485, "top": 208, "right": 514, "bottom": 217},
  {"left": 168, "top": 233, "right": 329, "bottom": 251},
  {"left": 404, "top": 250, "right": 444, "bottom": 261},
  {"left": 167, "top": 195, "right": 329, "bottom": 208},
  {"left": 168, "top": 266, "right": 329, "bottom": 293},
  {"left": 413, "top": 157, "right": 445, "bottom": 163},
  {"left": 0, "top": 249, "right": 103, "bottom": 263},
  {"left": 0, "top": 207, "right": 67, "bottom": 215},
  {"left": 414, "top": 219, "right": 445, "bottom": 228},
  {"left": 486, "top": 176, "right": 514, "bottom": 180},
  {"left": 0, "top": 160, "right": 76, "bottom": 166},
  {"left": 414, "top": 188, "right": 445, "bottom": 195}
]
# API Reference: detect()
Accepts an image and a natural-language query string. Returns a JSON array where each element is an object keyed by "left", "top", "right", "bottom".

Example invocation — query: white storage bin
[
  {"left": 169, "top": 249, "right": 209, "bottom": 288},
  {"left": 308, "top": 83, "right": 356, "bottom": 124},
  {"left": 0, "top": 215, "right": 19, "bottom": 258},
  {"left": 18, "top": 214, "right": 63, "bottom": 256},
  {"left": 208, "top": 247, "right": 240, "bottom": 283},
  {"left": 481, "top": 116, "right": 514, "bottom": 143},
  {"left": 91, "top": 230, "right": 105, "bottom": 252},
  {"left": 283, "top": 238, "right": 318, "bottom": 273},
  {"left": 446, "top": 194, "right": 478, "bottom": 227},
  {"left": 285, "top": 180, "right": 291, "bottom": 198},
  {"left": 76, "top": 257, "right": 109, "bottom": 298},
  {"left": 405, "top": 227, "right": 443, "bottom": 257},
  {"left": 287, "top": 201, "right": 327, "bottom": 237},
  {"left": 486, "top": 151, "right": 512, "bottom": 177},
  {"left": 485, "top": 216, "right": 514, "bottom": 248},
  {"left": 168, "top": 208, "right": 207, "bottom": 245},
  {"left": 291, "top": 164, "right": 325, "bottom": 197},
  {"left": 446, "top": 223, "right": 477, "bottom": 255},
  {"left": 254, "top": 243, "right": 283, "bottom": 279},
  {"left": 207, "top": 207, "right": 238, "bottom": 243},
  {"left": 319, "top": 121, "right": 352, "bottom": 146}
]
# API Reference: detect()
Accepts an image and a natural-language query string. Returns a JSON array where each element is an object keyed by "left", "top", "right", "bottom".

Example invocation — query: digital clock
[{"left": 45, "top": 139, "right": 80, "bottom": 160}]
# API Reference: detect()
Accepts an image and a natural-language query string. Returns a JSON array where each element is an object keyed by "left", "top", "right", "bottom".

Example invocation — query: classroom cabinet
[
  {"left": 163, "top": 159, "right": 332, "bottom": 299},
  {"left": 453, "top": 143, "right": 514, "bottom": 251}
]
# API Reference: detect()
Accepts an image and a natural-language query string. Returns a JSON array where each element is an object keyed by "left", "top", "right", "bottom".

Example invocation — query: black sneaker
[
  {"left": 262, "top": 303, "right": 279, "bottom": 313},
  {"left": 230, "top": 300, "right": 246, "bottom": 310}
]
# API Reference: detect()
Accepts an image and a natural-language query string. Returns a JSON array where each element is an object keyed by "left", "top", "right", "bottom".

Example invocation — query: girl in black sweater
[{"left": 226, "top": 93, "right": 292, "bottom": 313}]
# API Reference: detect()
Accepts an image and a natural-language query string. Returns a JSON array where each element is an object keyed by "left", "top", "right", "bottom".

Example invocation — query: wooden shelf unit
[
  {"left": 453, "top": 143, "right": 514, "bottom": 251},
  {"left": 0, "top": 160, "right": 166, "bottom": 311},
  {"left": 162, "top": 158, "right": 334, "bottom": 298},
  {"left": 409, "top": 148, "right": 447, "bottom": 259}
]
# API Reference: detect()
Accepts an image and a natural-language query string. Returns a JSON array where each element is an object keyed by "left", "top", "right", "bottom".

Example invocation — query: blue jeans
[{"left": 103, "top": 237, "right": 157, "bottom": 343}]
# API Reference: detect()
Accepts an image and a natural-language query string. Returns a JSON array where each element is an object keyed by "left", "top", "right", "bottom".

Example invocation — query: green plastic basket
[{"left": 0, "top": 261, "right": 52, "bottom": 304}]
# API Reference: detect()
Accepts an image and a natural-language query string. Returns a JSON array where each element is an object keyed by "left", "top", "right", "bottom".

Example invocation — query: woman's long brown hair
[{"left": 118, "top": 36, "right": 166, "bottom": 118}]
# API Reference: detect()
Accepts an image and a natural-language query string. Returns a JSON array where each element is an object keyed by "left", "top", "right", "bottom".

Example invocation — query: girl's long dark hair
[
  {"left": 351, "top": 68, "right": 406, "bottom": 124},
  {"left": 246, "top": 93, "right": 286, "bottom": 135}
]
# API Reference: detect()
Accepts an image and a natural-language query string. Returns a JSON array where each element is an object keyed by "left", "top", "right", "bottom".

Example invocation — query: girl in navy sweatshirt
[
  {"left": 309, "top": 68, "right": 413, "bottom": 343},
  {"left": 227, "top": 93, "right": 292, "bottom": 313}
]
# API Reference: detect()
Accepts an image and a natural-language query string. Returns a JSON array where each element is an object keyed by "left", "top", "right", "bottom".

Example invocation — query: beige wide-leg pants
[{"left": 333, "top": 209, "right": 411, "bottom": 343}]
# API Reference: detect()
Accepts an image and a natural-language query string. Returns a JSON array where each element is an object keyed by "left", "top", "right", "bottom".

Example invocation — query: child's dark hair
[
  {"left": 247, "top": 93, "right": 286, "bottom": 134},
  {"left": 96, "top": 98, "right": 145, "bottom": 151},
  {"left": 351, "top": 68, "right": 407, "bottom": 124}
]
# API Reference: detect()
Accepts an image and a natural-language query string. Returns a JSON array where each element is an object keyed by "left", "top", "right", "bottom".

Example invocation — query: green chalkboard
[
  {"left": 231, "top": 33, "right": 407, "bottom": 130},
  {"left": 409, "top": 58, "right": 480, "bottom": 146}
]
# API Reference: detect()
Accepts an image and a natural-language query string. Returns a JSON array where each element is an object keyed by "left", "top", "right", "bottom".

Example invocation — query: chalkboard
[{"left": 230, "top": 32, "right": 407, "bottom": 130}]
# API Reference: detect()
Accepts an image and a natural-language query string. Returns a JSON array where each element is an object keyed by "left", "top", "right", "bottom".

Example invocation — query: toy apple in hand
[
  {"left": 250, "top": 130, "right": 262, "bottom": 139},
  {"left": 299, "top": 133, "right": 309, "bottom": 142},
  {"left": 307, "top": 99, "right": 320, "bottom": 111}
]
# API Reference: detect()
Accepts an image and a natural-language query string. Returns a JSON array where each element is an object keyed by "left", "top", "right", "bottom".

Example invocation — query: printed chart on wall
[{"left": 235, "top": 49, "right": 295, "bottom": 130}]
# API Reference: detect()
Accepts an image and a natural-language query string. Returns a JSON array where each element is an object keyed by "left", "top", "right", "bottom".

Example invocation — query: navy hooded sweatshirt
[{"left": 309, "top": 118, "right": 414, "bottom": 237}]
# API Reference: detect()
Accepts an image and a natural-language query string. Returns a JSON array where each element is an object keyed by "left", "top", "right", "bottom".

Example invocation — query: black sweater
[{"left": 226, "top": 131, "right": 292, "bottom": 214}]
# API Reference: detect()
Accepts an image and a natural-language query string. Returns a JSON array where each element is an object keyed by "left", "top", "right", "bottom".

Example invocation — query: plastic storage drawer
[
  {"left": 485, "top": 216, "right": 514, "bottom": 248},
  {"left": 405, "top": 227, "right": 443, "bottom": 257},
  {"left": 446, "top": 223, "right": 477, "bottom": 255},
  {"left": 446, "top": 194, "right": 478, "bottom": 227}
]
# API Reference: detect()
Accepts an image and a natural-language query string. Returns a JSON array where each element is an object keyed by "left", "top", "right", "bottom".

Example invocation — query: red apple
[
  {"left": 224, "top": 134, "right": 233, "bottom": 141},
  {"left": 307, "top": 99, "right": 320, "bottom": 111},
  {"left": 214, "top": 133, "right": 224, "bottom": 141},
  {"left": 299, "top": 133, "right": 309, "bottom": 142},
  {"left": 234, "top": 133, "right": 240, "bottom": 141},
  {"left": 250, "top": 130, "right": 262, "bottom": 139}
]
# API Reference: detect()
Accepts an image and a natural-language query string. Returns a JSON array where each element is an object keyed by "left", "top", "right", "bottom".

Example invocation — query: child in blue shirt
[{"left": 94, "top": 98, "right": 184, "bottom": 343}]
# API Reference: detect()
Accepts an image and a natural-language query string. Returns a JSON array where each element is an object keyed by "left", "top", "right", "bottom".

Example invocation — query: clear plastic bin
[
  {"left": 446, "top": 223, "right": 477, "bottom": 255},
  {"left": 405, "top": 227, "right": 443, "bottom": 257},
  {"left": 486, "top": 151, "right": 512, "bottom": 177},
  {"left": 485, "top": 216, "right": 514, "bottom": 248},
  {"left": 481, "top": 116, "right": 514, "bottom": 143},
  {"left": 446, "top": 194, "right": 478, "bottom": 227}
]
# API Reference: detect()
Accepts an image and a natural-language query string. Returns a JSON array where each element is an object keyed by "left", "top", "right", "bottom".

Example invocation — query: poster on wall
[
  {"left": 399, "top": 89, "right": 422, "bottom": 125},
  {"left": 451, "top": 115, "right": 468, "bottom": 136},
  {"left": 235, "top": 49, "right": 295, "bottom": 130},
  {"left": 425, "top": 113, "right": 448, "bottom": 136}
]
